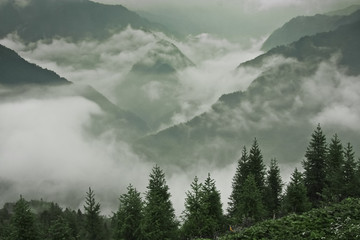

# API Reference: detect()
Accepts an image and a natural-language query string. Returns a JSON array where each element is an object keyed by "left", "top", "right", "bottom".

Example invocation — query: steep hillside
[
  {"left": 261, "top": 9, "right": 360, "bottom": 51},
  {"left": 0, "top": 44, "right": 69, "bottom": 85},
  {"left": 0, "top": 0, "right": 167, "bottom": 42},
  {"left": 135, "top": 20, "right": 360, "bottom": 167}
]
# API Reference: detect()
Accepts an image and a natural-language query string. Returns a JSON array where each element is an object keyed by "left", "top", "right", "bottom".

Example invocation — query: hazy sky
[{"left": 91, "top": 0, "right": 360, "bottom": 42}]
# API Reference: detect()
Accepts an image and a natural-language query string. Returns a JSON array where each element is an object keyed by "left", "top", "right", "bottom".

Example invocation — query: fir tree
[
  {"left": 324, "top": 134, "right": 344, "bottom": 202},
  {"left": 303, "top": 124, "right": 327, "bottom": 206},
  {"left": 199, "top": 173, "right": 224, "bottom": 239},
  {"left": 248, "top": 138, "right": 266, "bottom": 192},
  {"left": 142, "top": 165, "right": 178, "bottom": 240},
  {"left": 181, "top": 176, "right": 205, "bottom": 239},
  {"left": 84, "top": 187, "right": 104, "bottom": 240},
  {"left": 342, "top": 143, "right": 358, "bottom": 198},
  {"left": 284, "top": 168, "right": 310, "bottom": 214},
  {"left": 49, "top": 216, "right": 74, "bottom": 240},
  {"left": 10, "top": 196, "right": 39, "bottom": 240},
  {"left": 228, "top": 146, "right": 249, "bottom": 222},
  {"left": 238, "top": 174, "right": 265, "bottom": 225},
  {"left": 264, "top": 159, "right": 283, "bottom": 219},
  {"left": 115, "top": 184, "right": 144, "bottom": 240}
]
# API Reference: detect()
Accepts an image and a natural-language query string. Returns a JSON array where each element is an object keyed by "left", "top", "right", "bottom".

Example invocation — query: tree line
[{"left": 0, "top": 124, "right": 359, "bottom": 240}]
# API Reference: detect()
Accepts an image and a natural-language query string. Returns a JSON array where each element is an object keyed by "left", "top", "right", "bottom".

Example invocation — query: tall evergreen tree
[
  {"left": 342, "top": 143, "right": 358, "bottom": 198},
  {"left": 248, "top": 138, "right": 266, "bottom": 192},
  {"left": 142, "top": 165, "right": 178, "bottom": 240},
  {"left": 10, "top": 196, "right": 39, "bottom": 240},
  {"left": 199, "top": 173, "right": 224, "bottom": 239},
  {"left": 84, "top": 187, "right": 104, "bottom": 240},
  {"left": 303, "top": 124, "right": 327, "bottom": 206},
  {"left": 284, "top": 168, "right": 310, "bottom": 214},
  {"left": 238, "top": 174, "right": 265, "bottom": 225},
  {"left": 49, "top": 216, "right": 74, "bottom": 240},
  {"left": 228, "top": 146, "right": 249, "bottom": 223},
  {"left": 264, "top": 159, "right": 283, "bottom": 219},
  {"left": 324, "top": 134, "right": 344, "bottom": 202},
  {"left": 181, "top": 176, "right": 205, "bottom": 239},
  {"left": 115, "top": 184, "right": 144, "bottom": 240}
]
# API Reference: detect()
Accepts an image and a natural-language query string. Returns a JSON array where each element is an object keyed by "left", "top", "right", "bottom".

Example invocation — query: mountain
[
  {"left": 0, "top": 43, "right": 148, "bottom": 141},
  {"left": 0, "top": 0, "right": 168, "bottom": 42},
  {"left": 0, "top": 44, "right": 69, "bottom": 85},
  {"left": 261, "top": 9, "right": 360, "bottom": 51},
  {"left": 135, "top": 20, "right": 360, "bottom": 168},
  {"left": 325, "top": 4, "right": 360, "bottom": 16},
  {"left": 115, "top": 39, "right": 194, "bottom": 130}
]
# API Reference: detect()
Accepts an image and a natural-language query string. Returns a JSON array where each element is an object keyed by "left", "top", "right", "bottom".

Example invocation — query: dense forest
[{"left": 0, "top": 124, "right": 359, "bottom": 240}]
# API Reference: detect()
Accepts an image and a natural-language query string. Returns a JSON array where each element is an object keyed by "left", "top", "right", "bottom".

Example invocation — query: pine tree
[
  {"left": 238, "top": 174, "right": 265, "bottom": 225},
  {"left": 303, "top": 124, "right": 327, "bottom": 206},
  {"left": 264, "top": 159, "right": 283, "bottom": 219},
  {"left": 115, "top": 184, "right": 144, "bottom": 240},
  {"left": 324, "top": 134, "right": 344, "bottom": 202},
  {"left": 284, "top": 168, "right": 310, "bottom": 214},
  {"left": 49, "top": 216, "right": 74, "bottom": 240},
  {"left": 248, "top": 138, "right": 266, "bottom": 192},
  {"left": 10, "top": 196, "right": 39, "bottom": 240},
  {"left": 199, "top": 173, "right": 224, "bottom": 239},
  {"left": 142, "top": 165, "right": 178, "bottom": 240},
  {"left": 228, "top": 146, "right": 249, "bottom": 222},
  {"left": 84, "top": 187, "right": 104, "bottom": 240},
  {"left": 181, "top": 176, "right": 205, "bottom": 239},
  {"left": 342, "top": 143, "right": 358, "bottom": 198}
]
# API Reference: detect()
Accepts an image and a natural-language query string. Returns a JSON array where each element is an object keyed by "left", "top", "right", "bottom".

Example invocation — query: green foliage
[
  {"left": 219, "top": 198, "right": 360, "bottom": 240},
  {"left": 303, "top": 123, "right": 328, "bottom": 207},
  {"left": 237, "top": 174, "right": 265, "bottom": 225},
  {"left": 248, "top": 139, "right": 266, "bottom": 192},
  {"left": 84, "top": 187, "right": 104, "bottom": 240},
  {"left": 198, "top": 174, "right": 225, "bottom": 239},
  {"left": 284, "top": 168, "right": 311, "bottom": 214},
  {"left": 142, "top": 165, "right": 178, "bottom": 240},
  {"left": 10, "top": 196, "right": 39, "bottom": 240},
  {"left": 181, "top": 176, "right": 205, "bottom": 239},
  {"left": 342, "top": 143, "right": 358, "bottom": 198},
  {"left": 115, "top": 184, "right": 144, "bottom": 240},
  {"left": 264, "top": 159, "right": 283, "bottom": 218},
  {"left": 48, "top": 216, "right": 74, "bottom": 240},
  {"left": 228, "top": 147, "right": 249, "bottom": 223}
]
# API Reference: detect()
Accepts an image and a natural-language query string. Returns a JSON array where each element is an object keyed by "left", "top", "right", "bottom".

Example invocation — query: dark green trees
[
  {"left": 264, "top": 159, "right": 283, "bottom": 218},
  {"left": 10, "top": 196, "right": 39, "bottom": 240},
  {"left": 84, "top": 188, "right": 104, "bottom": 240},
  {"left": 248, "top": 139, "right": 266, "bottom": 192},
  {"left": 342, "top": 143, "right": 358, "bottom": 198},
  {"left": 115, "top": 184, "right": 144, "bottom": 240},
  {"left": 284, "top": 168, "right": 310, "bottom": 214},
  {"left": 142, "top": 165, "right": 178, "bottom": 240},
  {"left": 303, "top": 124, "right": 327, "bottom": 206},
  {"left": 324, "top": 134, "right": 344, "bottom": 202},
  {"left": 181, "top": 176, "right": 204, "bottom": 239},
  {"left": 48, "top": 216, "right": 74, "bottom": 240}
]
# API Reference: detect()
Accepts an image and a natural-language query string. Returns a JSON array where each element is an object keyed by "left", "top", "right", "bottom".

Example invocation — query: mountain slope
[
  {"left": 0, "top": 44, "right": 69, "bottom": 85},
  {"left": 135, "top": 20, "right": 360, "bottom": 168},
  {"left": 261, "top": 9, "right": 360, "bottom": 51},
  {"left": 0, "top": 0, "right": 167, "bottom": 42}
]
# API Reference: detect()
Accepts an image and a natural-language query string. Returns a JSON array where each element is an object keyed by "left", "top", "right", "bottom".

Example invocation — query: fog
[{"left": 1, "top": 0, "right": 360, "bottom": 218}]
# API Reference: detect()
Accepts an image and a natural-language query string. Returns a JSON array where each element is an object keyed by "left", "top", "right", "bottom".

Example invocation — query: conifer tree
[
  {"left": 49, "top": 216, "right": 74, "bottom": 240},
  {"left": 115, "top": 184, "right": 144, "bottom": 240},
  {"left": 84, "top": 187, "right": 104, "bottom": 240},
  {"left": 199, "top": 173, "right": 224, "bottom": 239},
  {"left": 324, "top": 134, "right": 344, "bottom": 202},
  {"left": 142, "top": 165, "right": 178, "bottom": 240},
  {"left": 342, "top": 143, "right": 358, "bottom": 198},
  {"left": 181, "top": 176, "right": 205, "bottom": 239},
  {"left": 264, "top": 159, "right": 283, "bottom": 219},
  {"left": 284, "top": 168, "right": 310, "bottom": 214},
  {"left": 10, "top": 196, "right": 39, "bottom": 240},
  {"left": 248, "top": 138, "right": 266, "bottom": 192},
  {"left": 228, "top": 146, "right": 249, "bottom": 222},
  {"left": 303, "top": 124, "right": 327, "bottom": 206},
  {"left": 238, "top": 174, "right": 265, "bottom": 225}
]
